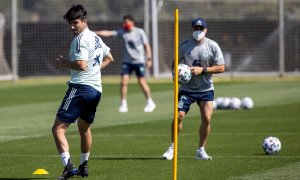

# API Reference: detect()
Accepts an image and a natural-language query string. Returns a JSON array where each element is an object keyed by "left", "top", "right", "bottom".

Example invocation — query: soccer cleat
[
  {"left": 57, "top": 159, "right": 76, "bottom": 180},
  {"left": 118, "top": 104, "right": 128, "bottom": 113},
  {"left": 162, "top": 144, "right": 174, "bottom": 160},
  {"left": 144, "top": 102, "right": 156, "bottom": 112},
  {"left": 77, "top": 160, "right": 88, "bottom": 177},
  {"left": 195, "top": 149, "right": 212, "bottom": 160}
]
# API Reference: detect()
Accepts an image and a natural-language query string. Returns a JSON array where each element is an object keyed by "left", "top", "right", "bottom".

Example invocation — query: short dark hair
[
  {"left": 64, "top": 4, "right": 87, "bottom": 22},
  {"left": 123, "top": 14, "right": 135, "bottom": 22}
]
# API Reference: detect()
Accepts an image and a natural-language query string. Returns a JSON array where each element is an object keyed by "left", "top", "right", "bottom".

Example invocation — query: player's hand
[
  {"left": 190, "top": 66, "right": 203, "bottom": 76},
  {"left": 55, "top": 55, "right": 65, "bottom": 69},
  {"left": 146, "top": 59, "right": 152, "bottom": 68}
]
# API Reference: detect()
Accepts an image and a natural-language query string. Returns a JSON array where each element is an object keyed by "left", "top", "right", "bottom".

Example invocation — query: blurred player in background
[
  {"left": 52, "top": 4, "right": 113, "bottom": 179},
  {"left": 163, "top": 17, "right": 225, "bottom": 160},
  {"left": 95, "top": 15, "right": 156, "bottom": 113}
]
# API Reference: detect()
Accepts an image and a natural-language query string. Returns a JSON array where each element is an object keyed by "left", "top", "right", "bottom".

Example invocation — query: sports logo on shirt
[
  {"left": 94, "top": 36, "right": 102, "bottom": 50},
  {"left": 93, "top": 54, "right": 100, "bottom": 66},
  {"left": 127, "top": 40, "right": 136, "bottom": 49},
  {"left": 192, "top": 59, "right": 202, "bottom": 67}
]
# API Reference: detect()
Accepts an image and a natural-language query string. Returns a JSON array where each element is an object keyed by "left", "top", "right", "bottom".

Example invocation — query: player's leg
[
  {"left": 78, "top": 118, "right": 92, "bottom": 156},
  {"left": 52, "top": 118, "right": 70, "bottom": 154},
  {"left": 171, "top": 111, "right": 186, "bottom": 138},
  {"left": 119, "top": 63, "right": 131, "bottom": 112},
  {"left": 77, "top": 118, "right": 91, "bottom": 177},
  {"left": 76, "top": 87, "right": 101, "bottom": 177},
  {"left": 135, "top": 64, "right": 156, "bottom": 112},
  {"left": 137, "top": 77, "right": 151, "bottom": 99},
  {"left": 195, "top": 91, "right": 214, "bottom": 160},
  {"left": 120, "top": 74, "right": 129, "bottom": 106},
  {"left": 52, "top": 118, "right": 75, "bottom": 179},
  {"left": 54, "top": 85, "right": 82, "bottom": 179},
  {"left": 163, "top": 91, "right": 194, "bottom": 160},
  {"left": 198, "top": 101, "right": 213, "bottom": 147},
  {"left": 163, "top": 111, "right": 186, "bottom": 160},
  {"left": 137, "top": 77, "right": 156, "bottom": 112}
]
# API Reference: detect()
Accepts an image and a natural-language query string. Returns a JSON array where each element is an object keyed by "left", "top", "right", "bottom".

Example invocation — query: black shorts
[
  {"left": 121, "top": 63, "right": 145, "bottom": 77},
  {"left": 56, "top": 84, "right": 101, "bottom": 124},
  {"left": 178, "top": 90, "right": 214, "bottom": 113}
]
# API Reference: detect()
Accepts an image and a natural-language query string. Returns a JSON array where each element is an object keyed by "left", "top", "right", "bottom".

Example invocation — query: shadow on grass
[{"left": 91, "top": 156, "right": 164, "bottom": 161}]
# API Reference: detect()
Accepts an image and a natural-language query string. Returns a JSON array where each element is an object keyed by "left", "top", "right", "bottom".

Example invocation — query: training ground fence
[{"left": 0, "top": 0, "right": 300, "bottom": 81}]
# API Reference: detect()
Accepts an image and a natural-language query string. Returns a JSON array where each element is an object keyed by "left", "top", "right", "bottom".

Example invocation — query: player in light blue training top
[
  {"left": 52, "top": 4, "right": 113, "bottom": 180},
  {"left": 163, "top": 17, "right": 225, "bottom": 161},
  {"left": 95, "top": 15, "right": 156, "bottom": 113}
]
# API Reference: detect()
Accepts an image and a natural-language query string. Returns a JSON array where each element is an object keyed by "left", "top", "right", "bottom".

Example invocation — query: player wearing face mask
[
  {"left": 162, "top": 17, "right": 225, "bottom": 161},
  {"left": 95, "top": 15, "right": 156, "bottom": 113}
]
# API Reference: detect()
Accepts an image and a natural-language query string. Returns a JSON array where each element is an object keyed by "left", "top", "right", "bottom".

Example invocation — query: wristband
[
  {"left": 147, "top": 57, "right": 152, "bottom": 61},
  {"left": 202, "top": 67, "right": 207, "bottom": 75}
]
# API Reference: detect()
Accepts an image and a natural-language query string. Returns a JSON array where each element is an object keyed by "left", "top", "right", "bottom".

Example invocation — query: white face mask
[{"left": 192, "top": 30, "right": 205, "bottom": 41}]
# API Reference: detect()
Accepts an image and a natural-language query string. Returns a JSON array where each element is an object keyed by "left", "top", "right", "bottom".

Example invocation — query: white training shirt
[{"left": 69, "top": 28, "right": 110, "bottom": 92}]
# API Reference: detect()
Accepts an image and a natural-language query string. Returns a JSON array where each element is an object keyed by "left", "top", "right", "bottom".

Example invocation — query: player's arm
[
  {"left": 55, "top": 55, "right": 87, "bottom": 71},
  {"left": 191, "top": 42, "right": 225, "bottom": 75},
  {"left": 144, "top": 43, "right": 152, "bottom": 68},
  {"left": 191, "top": 63, "right": 225, "bottom": 75},
  {"left": 94, "top": 30, "right": 116, "bottom": 37},
  {"left": 101, "top": 52, "right": 114, "bottom": 69},
  {"left": 206, "top": 64, "right": 225, "bottom": 73}
]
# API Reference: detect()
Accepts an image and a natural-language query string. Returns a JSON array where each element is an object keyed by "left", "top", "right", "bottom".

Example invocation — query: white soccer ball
[
  {"left": 220, "top": 97, "right": 231, "bottom": 109},
  {"left": 215, "top": 97, "right": 224, "bottom": 109},
  {"left": 178, "top": 64, "right": 192, "bottom": 84},
  {"left": 241, "top": 97, "right": 254, "bottom": 109},
  {"left": 262, "top": 136, "right": 281, "bottom": 155},
  {"left": 229, "top": 97, "right": 241, "bottom": 110}
]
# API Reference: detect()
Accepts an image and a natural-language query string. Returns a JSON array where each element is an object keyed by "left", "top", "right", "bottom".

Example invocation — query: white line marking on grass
[
  {"left": 0, "top": 135, "right": 41, "bottom": 139},
  {"left": 65, "top": 132, "right": 300, "bottom": 138},
  {"left": 0, "top": 131, "right": 298, "bottom": 141},
  {"left": 0, "top": 135, "right": 43, "bottom": 141},
  {"left": 0, "top": 154, "right": 300, "bottom": 159}
]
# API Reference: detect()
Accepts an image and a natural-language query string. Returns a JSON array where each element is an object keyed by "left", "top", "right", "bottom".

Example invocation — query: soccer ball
[
  {"left": 220, "top": 97, "right": 231, "bottom": 109},
  {"left": 229, "top": 97, "right": 241, "bottom": 110},
  {"left": 178, "top": 64, "right": 192, "bottom": 84},
  {"left": 262, "top": 136, "right": 281, "bottom": 154},
  {"left": 215, "top": 97, "right": 224, "bottom": 109},
  {"left": 241, "top": 97, "right": 254, "bottom": 109}
]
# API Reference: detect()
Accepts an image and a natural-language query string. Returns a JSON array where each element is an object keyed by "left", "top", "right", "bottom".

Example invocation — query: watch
[{"left": 202, "top": 67, "right": 207, "bottom": 75}]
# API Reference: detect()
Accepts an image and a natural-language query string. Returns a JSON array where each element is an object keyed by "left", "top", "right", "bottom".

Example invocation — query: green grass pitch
[{"left": 0, "top": 79, "right": 299, "bottom": 179}]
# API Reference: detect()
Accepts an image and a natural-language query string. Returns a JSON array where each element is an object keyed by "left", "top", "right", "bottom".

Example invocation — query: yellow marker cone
[{"left": 32, "top": 168, "right": 49, "bottom": 175}]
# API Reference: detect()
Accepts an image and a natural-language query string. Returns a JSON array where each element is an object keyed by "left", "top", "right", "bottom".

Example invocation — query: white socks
[
  {"left": 121, "top": 99, "right": 127, "bottom": 106},
  {"left": 147, "top": 98, "right": 154, "bottom": 104},
  {"left": 199, "top": 147, "right": 205, "bottom": 151},
  {"left": 60, "top": 152, "right": 90, "bottom": 166},
  {"left": 60, "top": 152, "right": 70, "bottom": 167},
  {"left": 80, "top": 152, "right": 90, "bottom": 165}
]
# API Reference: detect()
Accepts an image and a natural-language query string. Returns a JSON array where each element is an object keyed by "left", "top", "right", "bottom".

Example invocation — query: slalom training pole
[{"left": 172, "top": 8, "right": 179, "bottom": 180}]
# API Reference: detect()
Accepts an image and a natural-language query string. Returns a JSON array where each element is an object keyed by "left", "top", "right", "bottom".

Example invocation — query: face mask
[
  {"left": 192, "top": 30, "right": 205, "bottom": 41},
  {"left": 123, "top": 22, "right": 133, "bottom": 31}
]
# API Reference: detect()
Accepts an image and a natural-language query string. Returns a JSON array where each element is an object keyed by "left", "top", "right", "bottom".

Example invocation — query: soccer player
[
  {"left": 163, "top": 17, "right": 225, "bottom": 160},
  {"left": 95, "top": 15, "right": 156, "bottom": 113},
  {"left": 52, "top": 4, "right": 113, "bottom": 179}
]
